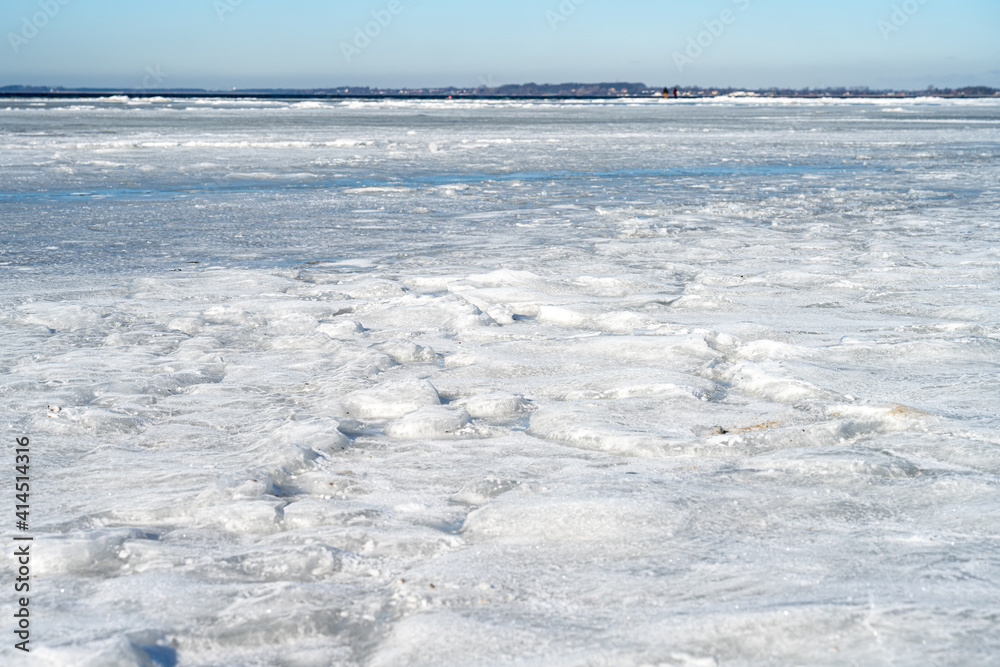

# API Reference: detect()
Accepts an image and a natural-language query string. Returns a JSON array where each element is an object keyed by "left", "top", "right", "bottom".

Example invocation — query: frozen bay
[{"left": 1, "top": 97, "right": 999, "bottom": 665}]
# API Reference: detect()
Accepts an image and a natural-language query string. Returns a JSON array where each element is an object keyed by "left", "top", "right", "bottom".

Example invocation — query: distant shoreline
[
  {"left": 2, "top": 92, "right": 999, "bottom": 101},
  {"left": 2, "top": 83, "right": 998, "bottom": 100}
]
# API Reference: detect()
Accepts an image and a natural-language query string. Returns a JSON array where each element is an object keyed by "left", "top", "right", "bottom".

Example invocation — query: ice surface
[{"left": 1, "top": 97, "right": 999, "bottom": 665}]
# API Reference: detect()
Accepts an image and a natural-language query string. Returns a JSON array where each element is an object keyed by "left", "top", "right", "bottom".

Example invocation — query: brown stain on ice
[
  {"left": 708, "top": 420, "right": 784, "bottom": 435},
  {"left": 702, "top": 403, "right": 929, "bottom": 438},
  {"left": 888, "top": 404, "right": 929, "bottom": 418},
  {"left": 730, "top": 420, "right": 783, "bottom": 433}
]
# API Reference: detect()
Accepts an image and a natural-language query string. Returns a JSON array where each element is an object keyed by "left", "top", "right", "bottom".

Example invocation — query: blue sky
[{"left": 2, "top": 0, "right": 998, "bottom": 89}]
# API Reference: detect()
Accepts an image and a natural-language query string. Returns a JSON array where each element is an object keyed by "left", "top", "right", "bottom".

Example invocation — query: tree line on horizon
[{"left": 2, "top": 83, "right": 998, "bottom": 98}]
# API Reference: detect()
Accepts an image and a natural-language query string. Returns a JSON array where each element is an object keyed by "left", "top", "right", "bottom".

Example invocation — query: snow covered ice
[{"left": 1, "top": 96, "right": 999, "bottom": 665}]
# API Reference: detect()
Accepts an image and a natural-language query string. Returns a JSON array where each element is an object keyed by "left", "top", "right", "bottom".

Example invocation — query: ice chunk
[
  {"left": 19, "top": 303, "right": 102, "bottom": 331},
  {"left": 459, "top": 392, "right": 530, "bottom": 418},
  {"left": 317, "top": 320, "right": 365, "bottom": 337},
  {"left": 264, "top": 417, "right": 350, "bottom": 453},
  {"left": 451, "top": 477, "right": 519, "bottom": 505},
  {"left": 372, "top": 338, "right": 437, "bottom": 363},
  {"left": 344, "top": 380, "right": 441, "bottom": 419},
  {"left": 385, "top": 405, "right": 472, "bottom": 439},
  {"left": 32, "top": 529, "right": 153, "bottom": 575},
  {"left": 528, "top": 406, "right": 667, "bottom": 457}
]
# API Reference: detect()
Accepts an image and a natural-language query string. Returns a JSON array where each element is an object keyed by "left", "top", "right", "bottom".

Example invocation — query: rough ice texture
[{"left": 2, "top": 97, "right": 999, "bottom": 666}]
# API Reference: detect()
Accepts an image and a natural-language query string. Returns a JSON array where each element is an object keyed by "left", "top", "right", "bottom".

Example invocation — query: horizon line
[{"left": 2, "top": 82, "right": 999, "bottom": 100}]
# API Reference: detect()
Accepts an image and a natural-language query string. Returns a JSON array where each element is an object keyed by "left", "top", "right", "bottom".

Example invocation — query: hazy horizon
[{"left": 3, "top": 80, "right": 998, "bottom": 93}]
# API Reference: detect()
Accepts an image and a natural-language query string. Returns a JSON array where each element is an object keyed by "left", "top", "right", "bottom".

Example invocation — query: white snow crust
[{"left": 1, "top": 97, "right": 999, "bottom": 665}]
